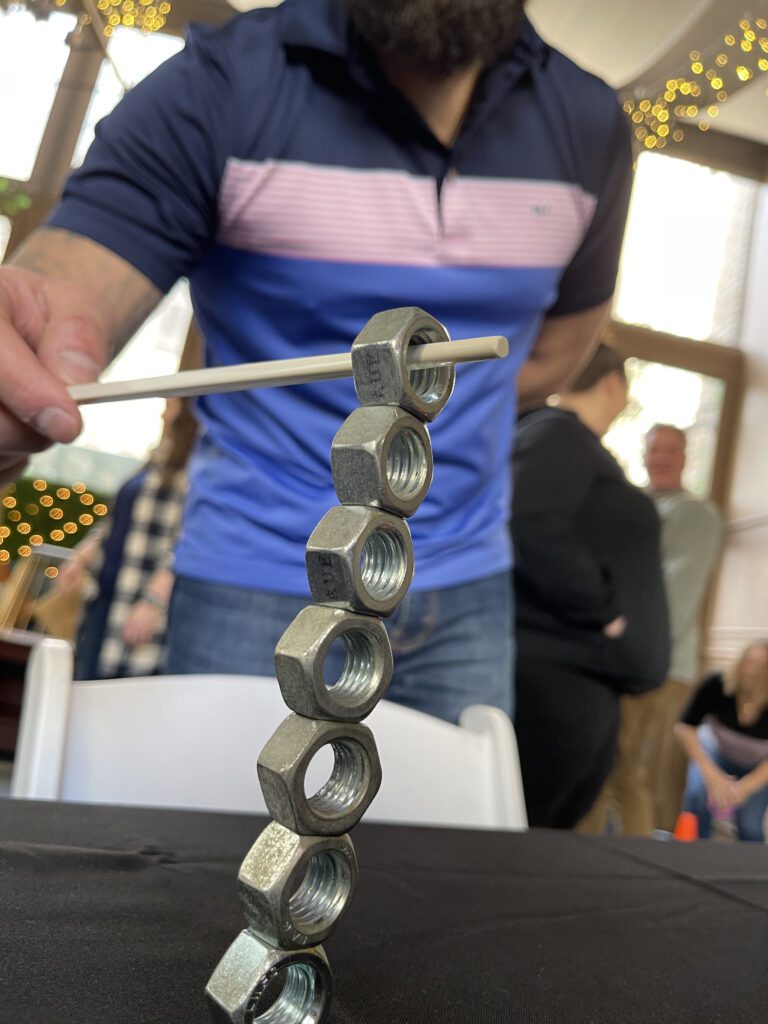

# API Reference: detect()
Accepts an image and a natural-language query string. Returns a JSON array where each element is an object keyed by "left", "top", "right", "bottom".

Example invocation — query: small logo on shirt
[{"left": 531, "top": 204, "right": 552, "bottom": 216}]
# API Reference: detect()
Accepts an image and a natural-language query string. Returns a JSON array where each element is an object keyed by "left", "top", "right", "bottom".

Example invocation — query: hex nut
[
  {"left": 258, "top": 714, "right": 382, "bottom": 836},
  {"left": 237, "top": 821, "right": 358, "bottom": 949},
  {"left": 350, "top": 306, "right": 455, "bottom": 422},
  {"left": 305, "top": 505, "right": 413, "bottom": 618},
  {"left": 330, "top": 406, "right": 433, "bottom": 518},
  {"left": 275, "top": 605, "right": 393, "bottom": 722},
  {"left": 205, "top": 929, "right": 331, "bottom": 1024}
]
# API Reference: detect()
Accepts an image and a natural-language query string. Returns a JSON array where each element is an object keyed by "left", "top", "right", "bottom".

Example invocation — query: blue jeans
[
  {"left": 683, "top": 729, "right": 768, "bottom": 842},
  {"left": 166, "top": 572, "right": 513, "bottom": 724}
]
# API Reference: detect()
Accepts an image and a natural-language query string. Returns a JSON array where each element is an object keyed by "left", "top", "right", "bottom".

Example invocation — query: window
[
  {"left": 73, "top": 27, "right": 185, "bottom": 167},
  {"left": 0, "top": 9, "right": 77, "bottom": 181},
  {"left": 613, "top": 152, "right": 758, "bottom": 345}
]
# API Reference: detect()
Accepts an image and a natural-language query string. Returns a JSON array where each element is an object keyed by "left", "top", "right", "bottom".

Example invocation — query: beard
[{"left": 345, "top": 0, "right": 527, "bottom": 77}]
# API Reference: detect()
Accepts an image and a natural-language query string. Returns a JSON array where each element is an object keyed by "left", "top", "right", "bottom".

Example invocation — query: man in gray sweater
[{"left": 644, "top": 423, "right": 723, "bottom": 830}]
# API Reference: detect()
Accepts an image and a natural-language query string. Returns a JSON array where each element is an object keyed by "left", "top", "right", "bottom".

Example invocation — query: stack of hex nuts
[{"left": 205, "top": 308, "right": 456, "bottom": 1024}]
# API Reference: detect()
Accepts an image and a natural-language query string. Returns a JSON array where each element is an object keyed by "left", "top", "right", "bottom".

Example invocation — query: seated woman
[{"left": 675, "top": 640, "right": 768, "bottom": 842}]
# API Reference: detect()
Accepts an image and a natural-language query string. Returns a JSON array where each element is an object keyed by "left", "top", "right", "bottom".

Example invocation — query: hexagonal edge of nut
[
  {"left": 330, "top": 406, "right": 434, "bottom": 517},
  {"left": 237, "top": 821, "right": 358, "bottom": 949},
  {"left": 205, "top": 929, "right": 331, "bottom": 1024},
  {"left": 274, "top": 604, "right": 393, "bottom": 722},
  {"left": 257, "top": 714, "right": 382, "bottom": 836},
  {"left": 350, "top": 306, "right": 455, "bottom": 422},
  {"left": 305, "top": 505, "right": 414, "bottom": 618}
]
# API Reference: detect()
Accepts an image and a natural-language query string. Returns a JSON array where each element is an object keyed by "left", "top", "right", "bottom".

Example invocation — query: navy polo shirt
[{"left": 50, "top": 0, "right": 633, "bottom": 595}]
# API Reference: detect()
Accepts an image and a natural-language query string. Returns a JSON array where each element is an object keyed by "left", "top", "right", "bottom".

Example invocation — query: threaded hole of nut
[
  {"left": 360, "top": 526, "right": 407, "bottom": 602},
  {"left": 247, "top": 962, "right": 325, "bottom": 1024},
  {"left": 288, "top": 850, "right": 351, "bottom": 935},
  {"left": 324, "top": 629, "right": 378, "bottom": 705},
  {"left": 407, "top": 333, "right": 452, "bottom": 406},
  {"left": 308, "top": 739, "right": 368, "bottom": 817},
  {"left": 386, "top": 427, "right": 429, "bottom": 501}
]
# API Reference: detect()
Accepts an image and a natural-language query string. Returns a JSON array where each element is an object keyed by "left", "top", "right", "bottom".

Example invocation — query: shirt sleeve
[
  {"left": 48, "top": 27, "right": 237, "bottom": 292},
  {"left": 547, "top": 101, "right": 634, "bottom": 317},
  {"left": 512, "top": 412, "right": 620, "bottom": 627},
  {"left": 680, "top": 674, "right": 722, "bottom": 726}
]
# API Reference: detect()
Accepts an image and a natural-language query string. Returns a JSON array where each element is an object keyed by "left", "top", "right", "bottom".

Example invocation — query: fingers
[
  {"left": 0, "top": 316, "right": 83, "bottom": 444},
  {"left": 0, "top": 271, "right": 108, "bottom": 452}
]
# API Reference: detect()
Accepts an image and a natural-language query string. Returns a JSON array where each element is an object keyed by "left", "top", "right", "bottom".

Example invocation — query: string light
[
  {"left": 46, "top": 0, "right": 170, "bottom": 33},
  {"left": 0, "top": 479, "right": 109, "bottom": 562},
  {"left": 622, "top": 18, "right": 768, "bottom": 149}
]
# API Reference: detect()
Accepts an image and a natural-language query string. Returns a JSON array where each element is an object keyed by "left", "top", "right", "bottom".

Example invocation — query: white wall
[{"left": 707, "top": 185, "right": 768, "bottom": 667}]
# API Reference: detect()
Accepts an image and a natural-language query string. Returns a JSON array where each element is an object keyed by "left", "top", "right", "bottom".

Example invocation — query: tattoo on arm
[{"left": 10, "top": 228, "right": 163, "bottom": 352}]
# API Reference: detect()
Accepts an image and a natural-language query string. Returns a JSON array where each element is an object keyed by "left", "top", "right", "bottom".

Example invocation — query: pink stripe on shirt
[{"left": 218, "top": 159, "right": 597, "bottom": 269}]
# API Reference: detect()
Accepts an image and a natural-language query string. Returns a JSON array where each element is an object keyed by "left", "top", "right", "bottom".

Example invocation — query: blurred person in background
[
  {"left": 644, "top": 424, "right": 723, "bottom": 830},
  {"left": 676, "top": 640, "right": 768, "bottom": 842},
  {"left": 580, "top": 424, "right": 722, "bottom": 836},
  {"left": 513, "top": 344, "right": 669, "bottom": 828},
  {"left": 55, "top": 398, "right": 197, "bottom": 678}
]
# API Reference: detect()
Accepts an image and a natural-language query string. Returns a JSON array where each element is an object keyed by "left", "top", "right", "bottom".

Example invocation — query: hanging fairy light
[{"left": 622, "top": 15, "right": 768, "bottom": 150}]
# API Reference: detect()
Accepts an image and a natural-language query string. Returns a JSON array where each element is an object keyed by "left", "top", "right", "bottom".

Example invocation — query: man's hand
[
  {"left": 1, "top": 229, "right": 162, "bottom": 484},
  {"left": 0, "top": 268, "right": 109, "bottom": 482}
]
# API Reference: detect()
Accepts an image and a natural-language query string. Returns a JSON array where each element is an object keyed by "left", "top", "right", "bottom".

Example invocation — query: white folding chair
[{"left": 11, "top": 638, "right": 527, "bottom": 830}]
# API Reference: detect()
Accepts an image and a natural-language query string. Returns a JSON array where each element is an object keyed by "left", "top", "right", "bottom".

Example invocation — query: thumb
[
  {"left": 35, "top": 278, "right": 109, "bottom": 390},
  {"left": 0, "top": 270, "right": 109, "bottom": 447}
]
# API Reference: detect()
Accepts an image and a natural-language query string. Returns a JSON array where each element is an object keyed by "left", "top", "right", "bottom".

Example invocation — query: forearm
[
  {"left": 517, "top": 302, "right": 610, "bottom": 406},
  {"left": 675, "top": 723, "right": 720, "bottom": 782},
  {"left": 740, "top": 760, "right": 768, "bottom": 799},
  {"left": 10, "top": 228, "right": 161, "bottom": 354}
]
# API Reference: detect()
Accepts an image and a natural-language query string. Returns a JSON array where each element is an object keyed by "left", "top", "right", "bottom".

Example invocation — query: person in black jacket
[{"left": 512, "top": 344, "right": 669, "bottom": 828}]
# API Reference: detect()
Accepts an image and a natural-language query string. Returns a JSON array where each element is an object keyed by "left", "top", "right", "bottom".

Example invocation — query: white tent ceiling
[{"left": 527, "top": 0, "right": 768, "bottom": 145}]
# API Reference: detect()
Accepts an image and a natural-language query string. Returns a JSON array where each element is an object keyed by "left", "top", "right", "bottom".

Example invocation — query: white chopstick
[{"left": 69, "top": 336, "right": 509, "bottom": 405}]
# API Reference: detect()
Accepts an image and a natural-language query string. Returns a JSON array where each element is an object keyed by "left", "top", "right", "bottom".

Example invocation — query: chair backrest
[{"left": 11, "top": 639, "right": 527, "bottom": 830}]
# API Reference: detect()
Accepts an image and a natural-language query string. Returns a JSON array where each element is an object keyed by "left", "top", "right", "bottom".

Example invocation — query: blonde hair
[{"left": 722, "top": 640, "right": 768, "bottom": 695}]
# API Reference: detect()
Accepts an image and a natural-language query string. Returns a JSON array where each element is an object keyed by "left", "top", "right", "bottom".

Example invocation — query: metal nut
[
  {"left": 330, "top": 406, "right": 433, "bottom": 518},
  {"left": 258, "top": 714, "right": 382, "bottom": 836},
  {"left": 351, "top": 306, "right": 455, "bottom": 421},
  {"left": 305, "top": 505, "right": 413, "bottom": 617},
  {"left": 275, "top": 605, "right": 392, "bottom": 722},
  {"left": 237, "top": 821, "right": 358, "bottom": 949},
  {"left": 205, "top": 929, "right": 331, "bottom": 1024}
]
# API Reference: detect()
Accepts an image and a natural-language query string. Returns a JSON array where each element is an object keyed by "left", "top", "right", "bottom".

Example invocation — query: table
[{"left": 1, "top": 800, "right": 767, "bottom": 1023}]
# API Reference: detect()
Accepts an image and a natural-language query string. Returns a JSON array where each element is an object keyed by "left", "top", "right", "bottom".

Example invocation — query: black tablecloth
[{"left": 1, "top": 800, "right": 767, "bottom": 1023}]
